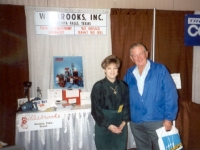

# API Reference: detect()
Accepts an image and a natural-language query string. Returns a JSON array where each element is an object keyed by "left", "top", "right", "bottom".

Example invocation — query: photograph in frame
[{"left": 53, "top": 56, "right": 84, "bottom": 89}]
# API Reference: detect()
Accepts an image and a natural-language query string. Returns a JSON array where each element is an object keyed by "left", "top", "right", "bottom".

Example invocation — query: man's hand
[{"left": 163, "top": 120, "right": 172, "bottom": 131}]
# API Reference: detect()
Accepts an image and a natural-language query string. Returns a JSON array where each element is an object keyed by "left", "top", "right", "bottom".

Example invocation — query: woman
[{"left": 91, "top": 55, "right": 130, "bottom": 150}]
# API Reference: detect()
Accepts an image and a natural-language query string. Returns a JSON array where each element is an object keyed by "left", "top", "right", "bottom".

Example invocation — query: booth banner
[
  {"left": 35, "top": 11, "right": 107, "bottom": 35},
  {"left": 18, "top": 112, "right": 63, "bottom": 132},
  {"left": 184, "top": 14, "right": 200, "bottom": 46}
]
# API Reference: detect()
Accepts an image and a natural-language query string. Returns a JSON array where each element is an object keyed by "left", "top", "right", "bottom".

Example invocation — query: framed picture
[{"left": 53, "top": 56, "right": 84, "bottom": 89}]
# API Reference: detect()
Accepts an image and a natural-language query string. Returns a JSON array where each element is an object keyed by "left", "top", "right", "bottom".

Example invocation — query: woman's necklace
[{"left": 110, "top": 86, "right": 117, "bottom": 94}]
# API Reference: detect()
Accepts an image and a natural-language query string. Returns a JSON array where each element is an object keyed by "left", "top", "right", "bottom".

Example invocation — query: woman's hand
[
  {"left": 118, "top": 121, "right": 126, "bottom": 130},
  {"left": 108, "top": 124, "right": 122, "bottom": 134}
]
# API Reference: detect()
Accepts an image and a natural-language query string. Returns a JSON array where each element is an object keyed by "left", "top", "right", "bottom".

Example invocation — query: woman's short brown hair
[{"left": 101, "top": 55, "right": 121, "bottom": 69}]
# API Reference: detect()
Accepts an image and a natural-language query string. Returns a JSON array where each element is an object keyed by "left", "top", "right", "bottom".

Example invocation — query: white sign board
[
  {"left": 35, "top": 11, "right": 107, "bottom": 35},
  {"left": 48, "top": 89, "right": 62, "bottom": 101},
  {"left": 18, "top": 112, "right": 63, "bottom": 132},
  {"left": 80, "top": 92, "right": 91, "bottom": 105}
]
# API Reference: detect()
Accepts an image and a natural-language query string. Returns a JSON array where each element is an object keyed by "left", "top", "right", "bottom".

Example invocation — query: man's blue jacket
[{"left": 124, "top": 59, "right": 178, "bottom": 123}]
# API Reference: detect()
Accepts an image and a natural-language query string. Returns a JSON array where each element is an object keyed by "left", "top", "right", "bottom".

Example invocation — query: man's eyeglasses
[{"left": 131, "top": 51, "right": 145, "bottom": 58}]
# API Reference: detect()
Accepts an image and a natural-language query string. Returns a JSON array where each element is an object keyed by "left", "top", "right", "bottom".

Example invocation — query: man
[{"left": 124, "top": 43, "right": 178, "bottom": 150}]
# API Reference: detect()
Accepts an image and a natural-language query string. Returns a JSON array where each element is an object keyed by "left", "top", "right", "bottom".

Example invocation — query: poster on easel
[{"left": 53, "top": 56, "right": 84, "bottom": 89}]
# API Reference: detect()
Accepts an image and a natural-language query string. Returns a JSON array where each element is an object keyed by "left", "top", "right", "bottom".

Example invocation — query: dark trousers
[{"left": 130, "top": 121, "right": 163, "bottom": 150}]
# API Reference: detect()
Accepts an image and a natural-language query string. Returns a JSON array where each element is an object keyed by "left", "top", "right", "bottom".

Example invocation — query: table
[{"left": 15, "top": 109, "right": 136, "bottom": 150}]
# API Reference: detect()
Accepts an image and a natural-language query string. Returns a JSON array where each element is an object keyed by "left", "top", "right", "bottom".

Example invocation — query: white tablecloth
[{"left": 15, "top": 109, "right": 136, "bottom": 150}]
